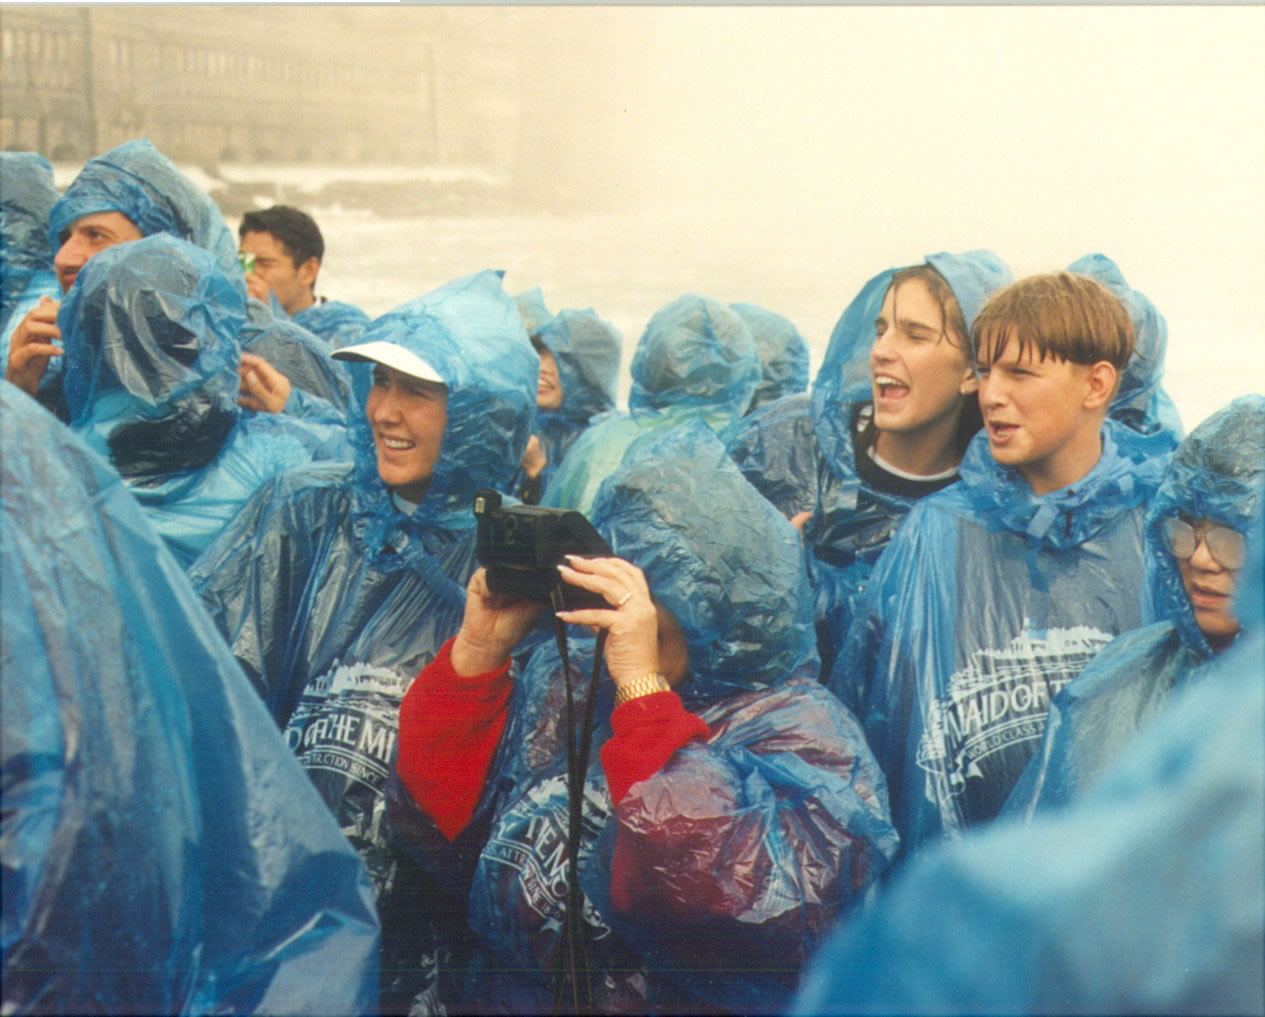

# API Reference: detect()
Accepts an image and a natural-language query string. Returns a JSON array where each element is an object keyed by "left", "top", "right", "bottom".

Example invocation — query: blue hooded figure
[
  {"left": 513, "top": 307, "right": 622, "bottom": 503},
  {"left": 47, "top": 138, "right": 243, "bottom": 294},
  {"left": 792, "top": 502, "right": 1264, "bottom": 1017},
  {"left": 293, "top": 297, "right": 372, "bottom": 348},
  {"left": 514, "top": 285, "right": 553, "bottom": 334},
  {"left": 829, "top": 264, "right": 1170, "bottom": 860},
  {"left": 57, "top": 234, "right": 345, "bottom": 568},
  {"left": 1068, "top": 252, "right": 1183, "bottom": 448},
  {"left": 1, "top": 381, "right": 379, "bottom": 1016},
  {"left": 730, "top": 301, "right": 811, "bottom": 412},
  {"left": 190, "top": 269, "right": 538, "bottom": 1013},
  {"left": 390, "top": 422, "right": 898, "bottom": 1015},
  {"left": 725, "top": 251, "right": 1013, "bottom": 679},
  {"left": 0, "top": 152, "right": 60, "bottom": 366},
  {"left": 1004, "top": 394, "right": 1264, "bottom": 817},
  {"left": 543, "top": 293, "right": 760, "bottom": 513}
]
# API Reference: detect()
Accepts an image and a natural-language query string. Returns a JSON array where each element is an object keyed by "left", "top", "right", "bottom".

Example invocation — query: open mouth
[
  {"left": 987, "top": 420, "right": 1019, "bottom": 443},
  {"left": 873, "top": 374, "right": 910, "bottom": 401},
  {"left": 380, "top": 435, "right": 415, "bottom": 452}
]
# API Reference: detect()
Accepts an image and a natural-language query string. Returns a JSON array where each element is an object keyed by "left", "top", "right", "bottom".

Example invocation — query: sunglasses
[{"left": 1160, "top": 517, "right": 1247, "bottom": 571}]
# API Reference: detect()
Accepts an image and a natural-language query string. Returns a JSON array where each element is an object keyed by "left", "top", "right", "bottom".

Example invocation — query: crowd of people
[{"left": 2, "top": 138, "right": 1261, "bottom": 1017}]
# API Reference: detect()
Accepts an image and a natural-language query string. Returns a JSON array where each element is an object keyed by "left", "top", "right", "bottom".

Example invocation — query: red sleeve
[
  {"left": 600, "top": 691, "right": 710, "bottom": 805},
  {"left": 396, "top": 636, "right": 513, "bottom": 841}
]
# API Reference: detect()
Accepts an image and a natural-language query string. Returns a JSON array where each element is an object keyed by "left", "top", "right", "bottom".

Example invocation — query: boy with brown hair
[{"left": 829, "top": 271, "right": 1169, "bottom": 861}]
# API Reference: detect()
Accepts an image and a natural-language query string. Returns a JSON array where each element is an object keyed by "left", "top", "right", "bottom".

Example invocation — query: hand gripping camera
[{"left": 472, "top": 489, "right": 611, "bottom": 611}]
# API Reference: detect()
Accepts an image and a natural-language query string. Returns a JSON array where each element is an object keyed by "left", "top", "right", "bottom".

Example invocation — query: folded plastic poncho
[
  {"left": 543, "top": 293, "right": 759, "bottom": 513},
  {"left": 392, "top": 422, "right": 898, "bottom": 1014},
  {"left": 48, "top": 138, "right": 243, "bottom": 297},
  {"left": 1, "top": 152, "right": 60, "bottom": 351},
  {"left": 240, "top": 296, "right": 355, "bottom": 419},
  {"left": 794, "top": 504, "right": 1265, "bottom": 1017},
  {"left": 513, "top": 307, "right": 621, "bottom": 499},
  {"left": 57, "top": 234, "right": 346, "bottom": 567},
  {"left": 1, "top": 380, "right": 379, "bottom": 1016},
  {"left": 830, "top": 418, "right": 1168, "bottom": 859},
  {"left": 731, "top": 301, "right": 810, "bottom": 412},
  {"left": 725, "top": 251, "right": 1013, "bottom": 679},
  {"left": 1004, "top": 394, "right": 1264, "bottom": 817},
  {"left": 191, "top": 269, "right": 537, "bottom": 1012},
  {"left": 292, "top": 298, "right": 371, "bottom": 349},
  {"left": 1068, "top": 252, "right": 1184, "bottom": 448},
  {"left": 513, "top": 285, "right": 552, "bottom": 334}
]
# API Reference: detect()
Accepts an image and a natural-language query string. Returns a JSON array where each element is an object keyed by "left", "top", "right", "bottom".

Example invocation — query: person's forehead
[
  {"left": 239, "top": 230, "right": 290, "bottom": 258},
  {"left": 69, "top": 210, "right": 140, "bottom": 235}
]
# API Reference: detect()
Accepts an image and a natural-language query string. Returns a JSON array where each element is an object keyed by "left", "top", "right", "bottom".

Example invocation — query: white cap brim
[{"left": 332, "top": 341, "right": 445, "bottom": 385}]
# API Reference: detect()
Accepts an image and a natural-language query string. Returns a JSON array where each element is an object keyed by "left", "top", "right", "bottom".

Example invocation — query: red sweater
[{"left": 397, "top": 637, "right": 708, "bottom": 839}]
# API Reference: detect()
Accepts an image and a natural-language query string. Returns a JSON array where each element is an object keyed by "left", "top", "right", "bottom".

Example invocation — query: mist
[{"left": 8, "top": 4, "right": 1263, "bottom": 427}]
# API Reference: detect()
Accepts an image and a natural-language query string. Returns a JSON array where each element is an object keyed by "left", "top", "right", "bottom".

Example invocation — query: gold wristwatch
[{"left": 613, "top": 671, "right": 670, "bottom": 707}]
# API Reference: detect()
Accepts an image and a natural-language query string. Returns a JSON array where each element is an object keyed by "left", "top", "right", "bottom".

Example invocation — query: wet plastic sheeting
[
  {"left": 1005, "top": 395, "right": 1265, "bottom": 815},
  {"left": 1, "top": 381, "right": 379, "bottom": 1016},
  {"left": 730, "top": 301, "right": 810, "bottom": 411},
  {"left": 793, "top": 506, "right": 1265, "bottom": 1017}
]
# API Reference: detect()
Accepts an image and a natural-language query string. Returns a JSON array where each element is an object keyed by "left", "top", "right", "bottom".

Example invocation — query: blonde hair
[{"left": 973, "top": 271, "right": 1133, "bottom": 371}]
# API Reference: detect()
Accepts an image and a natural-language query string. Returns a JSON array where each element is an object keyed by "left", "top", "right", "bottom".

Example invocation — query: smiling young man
[{"left": 831, "top": 270, "right": 1169, "bottom": 861}]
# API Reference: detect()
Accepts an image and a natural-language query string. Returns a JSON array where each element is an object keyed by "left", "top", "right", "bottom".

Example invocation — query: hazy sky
[{"left": 507, "top": 4, "right": 1265, "bottom": 425}]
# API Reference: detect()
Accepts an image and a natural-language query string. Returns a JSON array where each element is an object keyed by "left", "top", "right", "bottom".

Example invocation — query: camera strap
[{"left": 550, "top": 607, "right": 607, "bottom": 1016}]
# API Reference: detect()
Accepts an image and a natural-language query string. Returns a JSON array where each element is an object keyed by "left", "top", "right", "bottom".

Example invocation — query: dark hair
[
  {"left": 972, "top": 271, "right": 1133, "bottom": 372},
  {"left": 238, "top": 205, "right": 324, "bottom": 268},
  {"left": 859, "top": 263, "right": 982, "bottom": 457}
]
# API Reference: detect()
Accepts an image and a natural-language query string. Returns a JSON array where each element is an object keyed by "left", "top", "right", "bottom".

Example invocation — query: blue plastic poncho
[
  {"left": 191, "top": 269, "right": 537, "bottom": 1011},
  {"left": 58, "top": 234, "right": 343, "bottom": 567},
  {"left": 1, "top": 381, "right": 379, "bottom": 1016},
  {"left": 726, "top": 251, "right": 1013, "bottom": 678},
  {"left": 543, "top": 293, "right": 759, "bottom": 513},
  {"left": 793, "top": 505, "right": 1265, "bottom": 1017},
  {"left": 513, "top": 307, "right": 621, "bottom": 499},
  {"left": 240, "top": 297, "right": 355, "bottom": 419},
  {"left": 389, "top": 422, "right": 897, "bottom": 1014},
  {"left": 830, "top": 417, "right": 1168, "bottom": 859},
  {"left": 293, "top": 298, "right": 371, "bottom": 349},
  {"left": 1, "top": 153, "right": 60, "bottom": 349},
  {"left": 1069, "top": 252, "right": 1183, "bottom": 447},
  {"left": 730, "top": 301, "right": 810, "bottom": 412},
  {"left": 48, "top": 138, "right": 243, "bottom": 296},
  {"left": 1004, "top": 394, "right": 1264, "bottom": 816},
  {"left": 513, "top": 285, "right": 552, "bottom": 334}
]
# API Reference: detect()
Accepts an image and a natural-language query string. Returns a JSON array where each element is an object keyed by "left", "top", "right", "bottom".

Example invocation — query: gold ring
[{"left": 616, "top": 591, "right": 633, "bottom": 607}]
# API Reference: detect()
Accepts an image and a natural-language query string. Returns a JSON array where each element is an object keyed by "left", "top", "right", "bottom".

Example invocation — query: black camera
[{"left": 472, "top": 489, "right": 612, "bottom": 611}]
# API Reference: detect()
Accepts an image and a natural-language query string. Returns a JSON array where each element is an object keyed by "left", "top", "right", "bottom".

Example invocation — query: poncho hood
[
  {"left": 59, "top": 234, "right": 243, "bottom": 480},
  {"left": 628, "top": 293, "right": 759, "bottom": 417},
  {"left": 47, "top": 138, "right": 243, "bottom": 296},
  {"left": 1145, "top": 394, "right": 1265, "bottom": 655},
  {"left": 341, "top": 270, "right": 538, "bottom": 542},
  {"left": 590, "top": 419, "right": 817, "bottom": 708},
  {"left": 535, "top": 307, "right": 621, "bottom": 436},
  {"left": 1, "top": 152, "right": 59, "bottom": 314},
  {"left": 731, "top": 302, "right": 810, "bottom": 411},
  {"left": 811, "top": 250, "right": 1013, "bottom": 477}
]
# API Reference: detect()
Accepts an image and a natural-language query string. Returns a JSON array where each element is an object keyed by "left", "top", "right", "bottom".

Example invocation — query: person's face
[
  {"left": 976, "top": 332, "right": 1101, "bottom": 494},
  {"left": 869, "top": 278, "right": 974, "bottom": 438},
  {"left": 239, "top": 230, "right": 317, "bottom": 315},
  {"left": 53, "top": 211, "right": 143, "bottom": 292},
  {"left": 536, "top": 347, "right": 564, "bottom": 410},
  {"left": 365, "top": 364, "right": 448, "bottom": 502},
  {"left": 1168, "top": 516, "right": 1243, "bottom": 648}
]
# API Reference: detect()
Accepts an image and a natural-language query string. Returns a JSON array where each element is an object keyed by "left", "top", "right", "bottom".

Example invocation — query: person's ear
[
  {"left": 1083, "top": 360, "right": 1117, "bottom": 411},
  {"left": 959, "top": 365, "right": 979, "bottom": 395},
  {"left": 297, "top": 256, "right": 320, "bottom": 291}
]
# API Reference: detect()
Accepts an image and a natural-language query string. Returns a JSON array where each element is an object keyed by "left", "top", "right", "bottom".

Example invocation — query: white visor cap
[{"left": 332, "top": 341, "right": 445, "bottom": 385}]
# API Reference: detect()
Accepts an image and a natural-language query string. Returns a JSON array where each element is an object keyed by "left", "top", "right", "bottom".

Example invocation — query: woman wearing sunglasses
[{"left": 1005, "top": 393, "right": 1264, "bottom": 816}]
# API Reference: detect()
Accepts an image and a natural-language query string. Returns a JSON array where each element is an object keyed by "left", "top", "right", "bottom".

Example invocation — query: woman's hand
[
  {"left": 450, "top": 568, "right": 546, "bottom": 676},
  {"left": 554, "top": 555, "right": 661, "bottom": 688}
]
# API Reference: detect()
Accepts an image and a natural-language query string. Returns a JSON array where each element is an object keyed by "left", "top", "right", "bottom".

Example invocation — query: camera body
[{"left": 472, "top": 489, "right": 611, "bottom": 611}]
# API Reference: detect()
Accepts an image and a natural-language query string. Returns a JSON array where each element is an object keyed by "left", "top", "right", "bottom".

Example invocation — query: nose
[
  {"left": 53, "top": 235, "right": 89, "bottom": 275},
  {"left": 370, "top": 383, "right": 402, "bottom": 424},
  {"left": 1189, "top": 533, "right": 1223, "bottom": 572},
  {"left": 979, "top": 370, "right": 1006, "bottom": 409}
]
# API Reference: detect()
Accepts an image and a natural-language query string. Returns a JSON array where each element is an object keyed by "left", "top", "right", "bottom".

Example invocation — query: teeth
[
  {"left": 382, "top": 437, "right": 414, "bottom": 450},
  {"left": 874, "top": 375, "right": 904, "bottom": 386}
]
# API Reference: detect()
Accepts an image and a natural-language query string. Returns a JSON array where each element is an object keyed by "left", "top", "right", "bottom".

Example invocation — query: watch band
[{"left": 613, "top": 671, "right": 669, "bottom": 707}]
